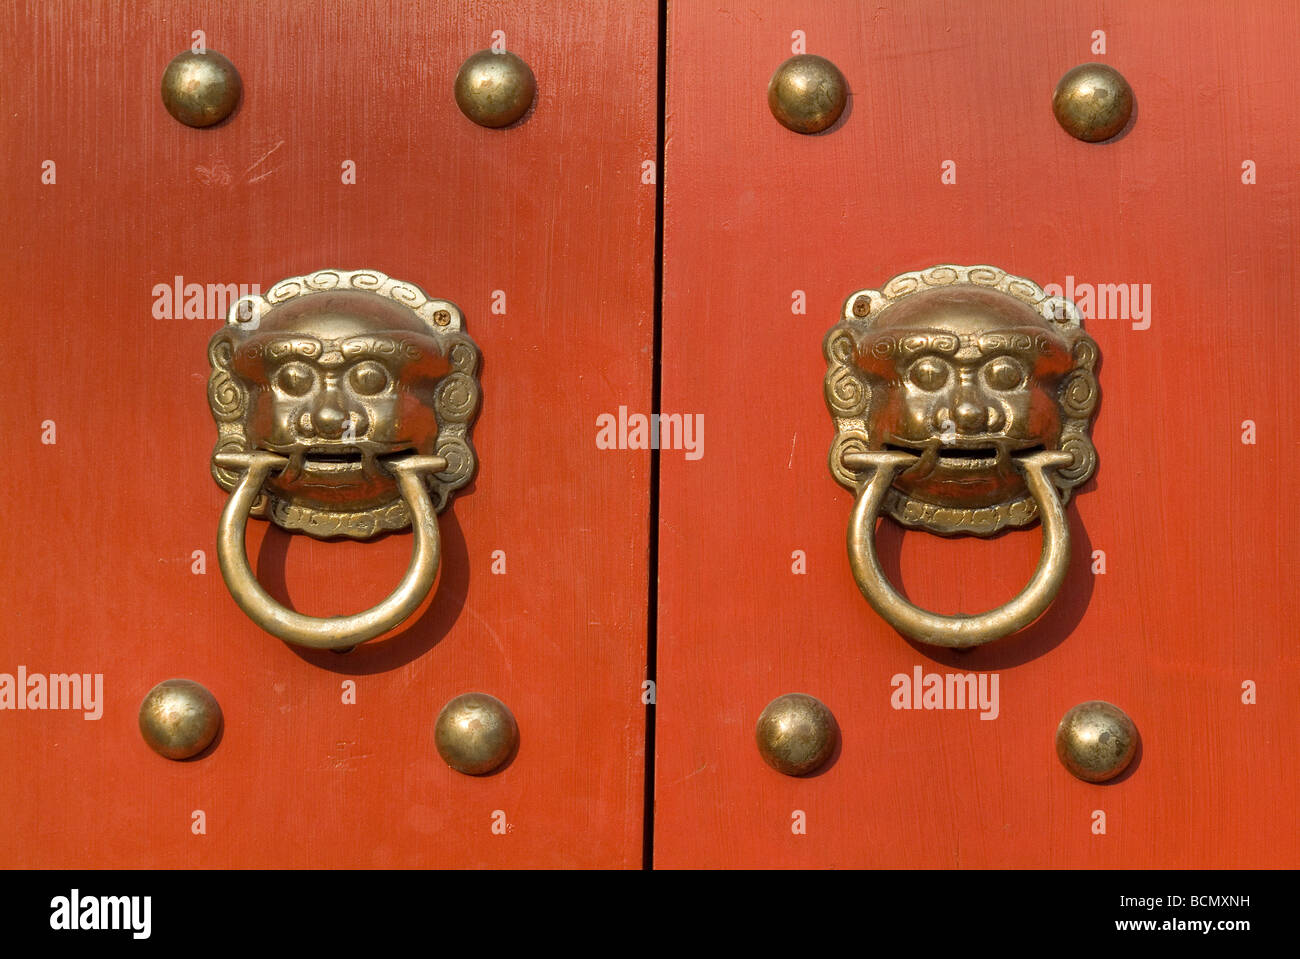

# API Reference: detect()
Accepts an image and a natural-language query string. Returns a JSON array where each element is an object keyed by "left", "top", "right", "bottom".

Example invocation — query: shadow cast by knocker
[
  {"left": 261, "top": 502, "right": 474, "bottom": 675},
  {"left": 882, "top": 497, "right": 1097, "bottom": 671}
]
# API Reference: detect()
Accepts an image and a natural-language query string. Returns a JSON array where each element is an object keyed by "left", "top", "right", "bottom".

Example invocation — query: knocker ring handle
[
  {"left": 215, "top": 452, "right": 446, "bottom": 650},
  {"left": 845, "top": 449, "right": 1074, "bottom": 649}
]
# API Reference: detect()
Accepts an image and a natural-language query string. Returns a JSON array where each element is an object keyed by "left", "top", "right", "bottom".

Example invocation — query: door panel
[
  {"left": 0, "top": 0, "right": 656, "bottom": 867},
  {"left": 656, "top": 0, "right": 1299, "bottom": 866},
  {"left": 5, "top": 0, "right": 1296, "bottom": 873}
]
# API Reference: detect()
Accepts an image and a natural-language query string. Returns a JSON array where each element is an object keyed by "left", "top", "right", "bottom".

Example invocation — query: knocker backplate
[
  {"left": 207, "top": 269, "right": 480, "bottom": 540},
  {"left": 824, "top": 264, "right": 1100, "bottom": 536}
]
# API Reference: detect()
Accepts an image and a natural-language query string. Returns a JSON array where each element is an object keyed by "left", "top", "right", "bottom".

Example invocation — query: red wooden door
[
  {"left": 655, "top": 0, "right": 1299, "bottom": 867},
  {"left": 4, "top": 0, "right": 1297, "bottom": 877},
  {"left": 0, "top": 0, "right": 656, "bottom": 868}
]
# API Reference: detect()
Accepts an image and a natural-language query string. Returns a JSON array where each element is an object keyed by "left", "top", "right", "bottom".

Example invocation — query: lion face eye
[
  {"left": 275, "top": 362, "right": 316, "bottom": 397},
  {"left": 983, "top": 356, "right": 1026, "bottom": 391},
  {"left": 907, "top": 357, "right": 950, "bottom": 392},
  {"left": 348, "top": 361, "right": 389, "bottom": 396}
]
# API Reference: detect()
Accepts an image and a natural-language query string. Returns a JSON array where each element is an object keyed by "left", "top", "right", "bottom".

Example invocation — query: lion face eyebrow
[
  {"left": 236, "top": 333, "right": 432, "bottom": 369},
  {"left": 337, "top": 334, "right": 426, "bottom": 361},
  {"left": 856, "top": 326, "right": 1070, "bottom": 377}
]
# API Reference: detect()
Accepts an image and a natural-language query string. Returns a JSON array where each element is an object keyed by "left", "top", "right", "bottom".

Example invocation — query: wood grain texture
[
  {"left": 656, "top": 0, "right": 1300, "bottom": 867},
  {"left": 0, "top": 0, "right": 656, "bottom": 867}
]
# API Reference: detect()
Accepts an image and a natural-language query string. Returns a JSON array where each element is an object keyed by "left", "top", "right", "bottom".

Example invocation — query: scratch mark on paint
[
  {"left": 461, "top": 603, "right": 512, "bottom": 675},
  {"left": 245, "top": 139, "right": 285, "bottom": 182},
  {"left": 663, "top": 762, "right": 709, "bottom": 789}
]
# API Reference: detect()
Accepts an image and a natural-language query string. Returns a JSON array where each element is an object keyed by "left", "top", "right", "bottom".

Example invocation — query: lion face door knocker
[
  {"left": 824, "top": 265, "right": 1099, "bottom": 648},
  {"left": 207, "top": 269, "right": 480, "bottom": 650}
]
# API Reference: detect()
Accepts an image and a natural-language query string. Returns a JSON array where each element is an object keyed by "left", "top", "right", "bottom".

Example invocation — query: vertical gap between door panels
[{"left": 641, "top": 0, "right": 667, "bottom": 871}]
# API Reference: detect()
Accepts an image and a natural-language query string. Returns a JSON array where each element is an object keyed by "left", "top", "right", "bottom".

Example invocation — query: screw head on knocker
[
  {"left": 824, "top": 265, "right": 1100, "bottom": 647},
  {"left": 206, "top": 269, "right": 481, "bottom": 649}
]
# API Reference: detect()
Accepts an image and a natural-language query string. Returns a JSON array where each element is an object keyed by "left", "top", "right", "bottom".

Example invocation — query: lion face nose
[{"left": 953, "top": 401, "right": 986, "bottom": 432}]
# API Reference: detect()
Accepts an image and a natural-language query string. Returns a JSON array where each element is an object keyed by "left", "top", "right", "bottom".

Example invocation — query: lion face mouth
[
  {"left": 256, "top": 442, "right": 418, "bottom": 492},
  {"left": 300, "top": 446, "right": 366, "bottom": 474},
  {"left": 883, "top": 436, "right": 1046, "bottom": 490},
  {"left": 926, "top": 446, "right": 1000, "bottom": 471}
]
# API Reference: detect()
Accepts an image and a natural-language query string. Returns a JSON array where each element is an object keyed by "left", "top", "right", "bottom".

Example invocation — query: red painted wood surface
[
  {"left": 0, "top": 0, "right": 656, "bottom": 867},
  {"left": 656, "top": 0, "right": 1300, "bottom": 866}
]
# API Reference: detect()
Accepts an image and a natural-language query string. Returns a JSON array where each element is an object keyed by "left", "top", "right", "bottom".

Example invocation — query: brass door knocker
[
  {"left": 207, "top": 269, "right": 480, "bottom": 650},
  {"left": 824, "top": 265, "right": 1099, "bottom": 647}
]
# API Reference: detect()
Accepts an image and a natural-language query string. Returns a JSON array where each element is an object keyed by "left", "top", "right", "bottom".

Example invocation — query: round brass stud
[
  {"left": 454, "top": 50, "right": 537, "bottom": 128},
  {"left": 755, "top": 693, "right": 839, "bottom": 776},
  {"left": 1052, "top": 63, "right": 1133, "bottom": 142},
  {"left": 435, "top": 692, "right": 518, "bottom": 775},
  {"left": 1055, "top": 701, "right": 1138, "bottom": 783},
  {"left": 161, "top": 50, "right": 242, "bottom": 128},
  {"left": 139, "top": 679, "right": 222, "bottom": 760},
  {"left": 767, "top": 54, "right": 848, "bottom": 134}
]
